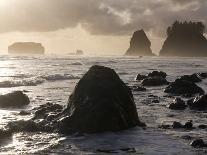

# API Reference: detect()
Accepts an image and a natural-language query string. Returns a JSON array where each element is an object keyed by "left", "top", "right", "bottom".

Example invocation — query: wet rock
[
  {"left": 197, "top": 72, "right": 207, "bottom": 79},
  {"left": 6, "top": 120, "right": 40, "bottom": 132},
  {"left": 172, "top": 121, "right": 183, "bottom": 129},
  {"left": 147, "top": 71, "right": 167, "bottom": 78},
  {"left": 190, "top": 139, "right": 206, "bottom": 148},
  {"left": 167, "top": 98, "right": 186, "bottom": 110},
  {"left": 164, "top": 79, "right": 204, "bottom": 96},
  {"left": 159, "top": 124, "right": 171, "bottom": 129},
  {"left": 32, "top": 102, "right": 63, "bottom": 120},
  {"left": 181, "top": 135, "right": 193, "bottom": 140},
  {"left": 187, "top": 94, "right": 207, "bottom": 110},
  {"left": 183, "top": 120, "right": 193, "bottom": 129},
  {"left": 141, "top": 77, "right": 169, "bottom": 86},
  {"left": 0, "top": 91, "right": 30, "bottom": 108},
  {"left": 135, "top": 74, "right": 147, "bottom": 81},
  {"left": 179, "top": 74, "right": 202, "bottom": 83},
  {"left": 57, "top": 65, "right": 145, "bottom": 134},
  {"left": 19, "top": 110, "right": 31, "bottom": 115},
  {"left": 125, "top": 30, "right": 153, "bottom": 56},
  {"left": 152, "top": 99, "right": 159, "bottom": 103},
  {"left": 0, "top": 129, "right": 12, "bottom": 137},
  {"left": 198, "top": 125, "right": 207, "bottom": 129}
]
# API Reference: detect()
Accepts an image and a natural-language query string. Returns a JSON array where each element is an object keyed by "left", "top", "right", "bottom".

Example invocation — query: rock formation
[
  {"left": 8, "top": 42, "right": 45, "bottom": 55},
  {"left": 125, "top": 30, "right": 153, "bottom": 56},
  {"left": 0, "top": 91, "right": 30, "bottom": 108},
  {"left": 160, "top": 21, "right": 207, "bottom": 57}
]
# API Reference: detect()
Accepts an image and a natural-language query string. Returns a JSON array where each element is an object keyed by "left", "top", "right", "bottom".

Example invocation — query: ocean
[{"left": 0, "top": 55, "right": 207, "bottom": 154}]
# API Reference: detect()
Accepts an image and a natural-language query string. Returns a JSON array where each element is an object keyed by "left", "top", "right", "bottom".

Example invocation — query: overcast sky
[{"left": 0, "top": 0, "right": 206, "bottom": 55}]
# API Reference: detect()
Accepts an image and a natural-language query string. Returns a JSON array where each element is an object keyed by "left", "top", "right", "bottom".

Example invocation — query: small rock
[
  {"left": 19, "top": 110, "right": 31, "bottom": 116},
  {"left": 152, "top": 99, "right": 159, "bottom": 103},
  {"left": 141, "top": 77, "right": 169, "bottom": 86},
  {"left": 198, "top": 124, "right": 207, "bottom": 129},
  {"left": 179, "top": 74, "right": 202, "bottom": 83},
  {"left": 183, "top": 120, "right": 193, "bottom": 129},
  {"left": 172, "top": 121, "right": 183, "bottom": 129},
  {"left": 135, "top": 74, "right": 147, "bottom": 81},
  {"left": 148, "top": 71, "right": 167, "bottom": 78},
  {"left": 167, "top": 98, "right": 186, "bottom": 110},
  {"left": 190, "top": 139, "right": 206, "bottom": 148}
]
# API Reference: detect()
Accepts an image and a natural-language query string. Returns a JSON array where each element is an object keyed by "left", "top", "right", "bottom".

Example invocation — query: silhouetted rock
[
  {"left": 197, "top": 72, "right": 207, "bottom": 79},
  {"left": 160, "top": 21, "right": 207, "bottom": 57},
  {"left": 57, "top": 65, "right": 145, "bottom": 134},
  {"left": 179, "top": 74, "right": 202, "bottom": 83},
  {"left": 167, "top": 97, "right": 186, "bottom": 110},
  {"left": 135, "top": 74, "right": 147, "bottom": 81},
  {"left": 190, "top": 139, "right": 206, "bottom": 148},
  {"left": 0, "top": 91, "right": 30, "bottom": 108},
  {"left": 164, "top": 79, "right": 204, "bottom": 96},
  {"left": 141, "top": 77, "right": 169, "bottom": 86},
  {"left": 8, "top": 42, "right": 45, "bottom": 55},
  {"left": 183, "top": 120, "right": 193, "bottom": 129},
  {"left": 125, "top": 30, "right": 153, "bottom": 56},
  {"left": 147, "top": 71, "right": 167, "bottom": 78},
  {"left": 187, "top": 94, "right": 207, "bottom": 110},
  {"left": 172, "top": 121, "right": 183, "bottom": 129}
]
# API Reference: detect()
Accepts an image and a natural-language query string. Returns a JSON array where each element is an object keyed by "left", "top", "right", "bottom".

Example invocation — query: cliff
[
  {"left": 160, "top": 21, "right": 207, "bottom": 57},
  {"left": 125, "top": 30, "right": 153, "bottom": 56},
  {"left": 8, "top": 42, "right": 45, "bottom": 55}
]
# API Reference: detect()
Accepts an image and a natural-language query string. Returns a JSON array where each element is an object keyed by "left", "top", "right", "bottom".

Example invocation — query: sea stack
[
  {"left": 160, "top": 21, "right": 207, "bottom": 57},
  {"left": 8, "top": 42, "right": 45, "bottom": 55},
  {"left": 125, "top": 30, "right": 153, "bottom": 56}
]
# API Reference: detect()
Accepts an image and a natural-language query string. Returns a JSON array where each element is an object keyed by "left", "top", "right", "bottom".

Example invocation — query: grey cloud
[{"left": 0, "top": 0, "right": 206, "bottom": 37}]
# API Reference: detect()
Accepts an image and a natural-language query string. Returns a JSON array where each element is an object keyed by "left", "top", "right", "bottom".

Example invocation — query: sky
[{"left": 0, "top": 0, "right": 206, "bottom": 55}]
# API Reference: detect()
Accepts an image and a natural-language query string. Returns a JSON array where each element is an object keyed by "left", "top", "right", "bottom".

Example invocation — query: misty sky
[{"left": 0, "top": 0, "right": 206, "bottom": 55}]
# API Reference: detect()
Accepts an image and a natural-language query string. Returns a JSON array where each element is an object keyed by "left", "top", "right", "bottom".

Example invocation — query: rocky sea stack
[
  {"left": 160, "top": 21, "right": 207, "bottom": 57},
  {"left": 57, "top": 65, "right": 145, "bottom": 134},
  {"left": 8, "top": 42, "right": 45, "bottom": 55},
  {"left": 125, "top": 30, "right": 153, "bottom": 56}
]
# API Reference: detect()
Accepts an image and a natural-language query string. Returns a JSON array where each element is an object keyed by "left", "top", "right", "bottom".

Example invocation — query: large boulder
[
  {"left": 0, "top": 91, "right": 30, "bottom": 108},
  {"left": 141, "top": 77, "right": 169, "bottom": 86},
  {"left": 57, "top": 65, "right": 145, "bottom": 134},
  {"left": 164, "top": 79, "right": 204, "bottom": 96},
  {"left": 125, "top": 30, "right": 153, "bottom": 56},
  {"left": 160, "top": 21, "right": 207, "bottom": 57},
  {"left": 179, "top": 74, "right": 202, "bottom": 83}
]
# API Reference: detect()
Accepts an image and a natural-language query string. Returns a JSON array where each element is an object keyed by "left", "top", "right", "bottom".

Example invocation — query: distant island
[
  {"left": 125, "top": 29, "right": 154, "bottom": 56},
  {"left": 160, "top": 21, "right": 207, "bottom": 57},
  {"left": 8, "top": 42, "right": 45, "bottom": 55}
]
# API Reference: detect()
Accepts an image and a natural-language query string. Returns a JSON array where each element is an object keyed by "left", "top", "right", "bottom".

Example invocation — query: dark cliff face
[
  {"left": 160, "top": 21, "right": 207, "bottom": 57},
  {"left": 8, "top": 42, "right": 45, "bottom": 55},
  {"left": 125, "top": 30, "right": 153, "bottom": 56}
]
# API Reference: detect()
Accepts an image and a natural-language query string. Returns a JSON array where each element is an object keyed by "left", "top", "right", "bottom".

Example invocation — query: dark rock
[
  {"left": 19, "top": 110, "right": 31, "bottom": 115},
  {"left": 167, "top": 98, "right": 186, "bottom": 110},
  {"left": 190, "top": 139, "right": 206, "bottom": 148},
  {"left": 179, "top": 74, "right": 202, "bottom": 83},
  {"left": 198, "top": 125, "right": 207, "bottom": 129},
  {"left": 57, "top": 65, "right": 145, "bottom": 134},
  {"left": 172, "top": 121, "right": 183, "bottom": 129},
  {"left": 160, "top": 21, "right": 207, "bottom": 57},
  {"left": 181, "top": 135, "right": 193, "bottom": 140},
  {"left": 125, "top": 30, "right": 153, "bottom": 56},
  {"left": 120, "top": 148, "right": 136, "bottom": 153},
  {"left": 0, "top": 91, "right": 30, "bottom": 108},
  {"left": 197, "top": 72, "right": 207, "bottom": 79},
  {"left": 152, "top": 99, "right": 159, "bottom": 103},
  {"left": 164, "top": 79, "right": 204, "bottom": 96},
  {"left": 8, "top": 42, "right": 45, "bottom": 55},
  {"left": 159, "top": 124, "right": 171, "bottom": 129},
  {"left": 141, "top": 77, "right": 169, "bottom": 86},
  {"left": 188, "top": 94, "right": 207, "bottom": 110},
  {"left": 135, "top": 74, "right": 147, "bottom": 81},
  {"left": 0, "top": 129, "right": 12, "bottom": 137},
  {"left": 147, "top": 71, "right": 167, "bottom": 78},
  {"left": 183, "top": 120, "right": 193, "bottom": 129}
]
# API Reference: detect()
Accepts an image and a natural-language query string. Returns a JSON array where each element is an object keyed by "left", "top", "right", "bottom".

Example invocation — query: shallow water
[{"left": 0, "top": 55, "right": 207, "bottom": 154}]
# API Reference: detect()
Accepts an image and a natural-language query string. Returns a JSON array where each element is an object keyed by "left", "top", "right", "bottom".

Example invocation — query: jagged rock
[
  {"left": 125, "top": 30, "right": 153, "bottom": 56},
  {"left": 164, "top": 79, "right": 204, "bottom": 96},
  {"left": 147, "top": 71, "right": 167, "bottom": 78},
  {"left": 135, "top": 74, "right": 147, "bottom": 81},
  {"left": 57, "top": 65, "right": 145, "bottom": 134},
  {"left": 197, "top": 72, "right": 207, "bottom": 79},
  {"left": 0, "top": 91, "right": 30, "bottom": 108},
  {"left": 8, "top": 42, "right": 45, "bottom": 55},
  {"left": 187, "top": 94, "right": 207, "bottom": 110},
  {"left": 160, "top": 21, "right": 207, "bottom": 57},
  {"left": 167, "top": 97, "right": 186, "bottom": 110},
  {"left": 179, "top": 74, "right": 202, "bottom": 83},
  {"left": 141, "top": 77, "right": 169, "bottom": 86}
]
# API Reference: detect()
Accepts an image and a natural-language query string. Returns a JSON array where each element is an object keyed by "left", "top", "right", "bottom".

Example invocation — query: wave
[{"left": 41, "top": 74, "right": 80, "bottom": 81}]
